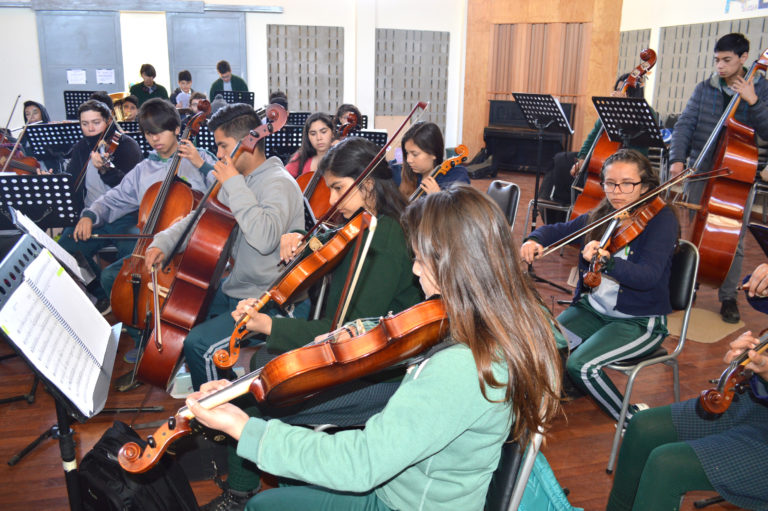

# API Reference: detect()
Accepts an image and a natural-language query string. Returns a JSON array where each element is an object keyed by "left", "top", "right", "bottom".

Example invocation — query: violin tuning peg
[
  {"left": 147, "top": 435, "right": 156, "bottom": 448},
  {"left": 168, "top": 417, "right": 176, "bottom": 430}
]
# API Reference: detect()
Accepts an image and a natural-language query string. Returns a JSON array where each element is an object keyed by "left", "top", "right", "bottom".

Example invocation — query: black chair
[
  {"left": 485, "top": 431, "right": 543, "bottom": 511},
  {"left": 605, "top": 239, "right": 699, "bottom": 473},
  {"left": 486, "top": 180, "right": 520, "bottom": 229}
]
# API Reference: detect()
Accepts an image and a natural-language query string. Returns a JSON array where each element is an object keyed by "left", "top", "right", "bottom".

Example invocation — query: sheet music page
[
  {"left": 9, "top": 207, "right": 90, "bottom": 283},
  {"left": 0, "top": 251, "right": 111, "bottom": 416},
  {"left": 553, "top": 98, "right": 574, "bottom": 134}
]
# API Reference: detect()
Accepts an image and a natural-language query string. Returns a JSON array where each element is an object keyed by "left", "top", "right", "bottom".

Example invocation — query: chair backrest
[
  {"left": 669, "top": 239, "right": 699, "bottom": 312},
  {"left": 487, "top": 180, "right": 521, "bottom": 229},
  {"left": 485, "top": 431, "right": 543, "bottom": 511}
]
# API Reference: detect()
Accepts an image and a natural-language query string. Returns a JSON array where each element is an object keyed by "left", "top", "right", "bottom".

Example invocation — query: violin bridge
[
  {"left": 146, "top": 281, "right": 169, "bottom": 299},
  {"left": 308, "top": 237, "right": 323, "bottom": 252}
]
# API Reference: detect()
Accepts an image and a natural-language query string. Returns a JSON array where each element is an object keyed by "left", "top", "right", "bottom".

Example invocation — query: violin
[
  {"left": 0, "top": 146, "right": 39, "bottom": 175},
  {"left": 213, "top": 210, "right": 374, "bottom": 370},
  {"left": 689, "top": 47, "right": 768, "bottom": 288},
  {"left": 296, "top": 112, "right": 359, "bottom": 219},
  {"left": 700, "top": 330, "right": 768, "bottom": 414},
  {"left": 570, "top": 49, "right": 657, "bottom": 219},
  {"left": 582, "top": 198, "right": 666, "bottom": 288},
  {"left": 136, "top": 104, "right": 289, "bottom": 389},
  {"left": 408, "top": 144, "right": 469, "bottom": 202},
  {"left": 110, "top": 101, "right": 211, "bottom": 332},
  {"left": 118, "top": 298, "right": 449, "bottom": 474}
]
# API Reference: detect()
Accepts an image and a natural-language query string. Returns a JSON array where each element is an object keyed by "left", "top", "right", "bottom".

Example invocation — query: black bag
[{"left": 79, "top": 420, "right": 200, "bottom": 511}]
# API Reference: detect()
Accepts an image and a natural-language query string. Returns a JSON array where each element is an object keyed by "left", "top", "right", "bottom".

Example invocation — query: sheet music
[
  {"left": 9, "top": 207, "right": 92, "bottom": 283},
  {"left": 0, "top": 250, "right": 111, "bottom": 416}
]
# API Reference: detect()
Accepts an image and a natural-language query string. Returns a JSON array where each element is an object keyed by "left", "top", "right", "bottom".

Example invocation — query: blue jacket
[
  {"left": 527, "top": 206, "right": 679, "bottom": 316},
  {"left": 669, "top": 71, "right": 768, "bottom": 172},
  {"left": 390, "top": 163, "right": 471, "bottom": 189}
]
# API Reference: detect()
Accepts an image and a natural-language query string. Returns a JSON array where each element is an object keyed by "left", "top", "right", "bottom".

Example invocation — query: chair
[
  {"left": 605, "top": 239, "right": 699, "bottom": 473},
  {"left": 486, "top": 180, "right": 520, "bottom": 229},
  {"left": 485, "top": 431, "right": 543, "bottom": 511}
]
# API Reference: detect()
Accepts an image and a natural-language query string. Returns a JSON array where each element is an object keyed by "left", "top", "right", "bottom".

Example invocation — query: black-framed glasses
[{"left": 602, "top": 181, "right": 642, "bottom": 193}]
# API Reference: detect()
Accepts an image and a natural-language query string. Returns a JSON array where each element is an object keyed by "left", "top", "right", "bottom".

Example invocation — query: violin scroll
[{"left": 118, "top": 416, "right": 193, "bottom": 473}]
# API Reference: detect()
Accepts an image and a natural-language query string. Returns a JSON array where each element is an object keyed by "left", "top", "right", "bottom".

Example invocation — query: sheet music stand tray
[
  {"left": 0, "top": 235, "right": 120, "bottom": 510},
  {"left": 592, "top": 96, "right": 664, "bottom": 149},
  {"left": 23, "top": 122, "right": 82, "bottom": 161},
  {"left": 0, "top": 174, "right": 81, "bottom": 230},
  {"left": 512, "top": 93, "right": 573, "bottom": 293}
]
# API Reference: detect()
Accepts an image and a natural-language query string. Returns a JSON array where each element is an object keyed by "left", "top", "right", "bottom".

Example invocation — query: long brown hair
[{"left": 403, "top": 186, "right": 562, "bottom": 441}]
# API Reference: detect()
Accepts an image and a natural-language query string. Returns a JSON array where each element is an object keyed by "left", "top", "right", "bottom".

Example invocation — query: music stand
[
  {"left": 512, "top": 93, "right": 573, "bottom": 293},
  {"left": 0, "top": 234, "right": 121, "bottom": 511},
  {"left": 592, "top": 96, "right": 664, "bottom": 149},
  {"left": 213, "top": 90, "right": 255, "bottom": 106},
  {"left": 0, "top": 174, "right": 81, "bottom": 230}
]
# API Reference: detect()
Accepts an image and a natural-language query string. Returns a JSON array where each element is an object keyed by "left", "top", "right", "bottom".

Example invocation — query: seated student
[
  {"left": 72, "top": 98, "right": 216, "bottom": 361},
  {"left": 58, "top": 99, "right": 143, "bottom": 312},
  {"left": 210, "top": 60, "right": 249, "bottom": 99},
  {"left": 395, "top": 121, "right": 471, "bottom": 198},
  {"left": 118, "top": 95, "right": 139, "bottom": 122},
  {"left": 145, "top": 103, "right": 306, "bottom": 389},
  {"left": 186, "top": 185, "right": 564, "bottom": 511},
  {"left": 334, "top": 103, "right": 361, "bottom": 129},
  {"left": 607, "top": 313, "right": 768, "bottom": 510},
  {"left": 521, "top": 149, "right": 679, "bottom": 422},
  {"left": 190, "top": 92, "right": 208, "bottom": 113},
  {"left": 23, "top": 100, "right": 49, "bottom": 125},
  {"left": 197, "top": 136, "right": 423, "bottom": 509},
  {"left": 284, "top": 113, "right": 334, "bottom": 178},
  {"left": 21, "top": 99, "right": 61, "bottom": 172},
  {"left": 128, "top": 64, "right": 169, "bottom": 106},
  {"left": 170, "top": 70, "right": 195, "bottom": 108},
  {"left": 268, "top": 90, "right": 288, "bottom": 111}
]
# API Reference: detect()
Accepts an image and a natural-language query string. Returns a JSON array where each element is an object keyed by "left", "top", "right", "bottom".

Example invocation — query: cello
[
  {"left": 110, "top": 102, "right": 211, "bottom": 331},
  {"left": 296, "top": 112, "right": 359, "bottom": 219},
  {"left": 136, "top": 104, "right": 289, "bottom": 389},
  {"left": 570, "top": 49, "right": 657, "bottom": 219},
  {"left": 689, "top": 47, "right": 768, "bottom": 288},
  {"left": 119, "top": 298, "right": 449, "bottom": 473}
]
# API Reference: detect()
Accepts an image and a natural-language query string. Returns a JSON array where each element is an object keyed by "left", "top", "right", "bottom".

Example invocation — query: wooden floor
[{"left": 0, "top": 169, "right": 758, "bottom": 510}]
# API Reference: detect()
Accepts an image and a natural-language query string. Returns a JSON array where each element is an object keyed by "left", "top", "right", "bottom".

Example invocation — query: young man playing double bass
[
  {"left": 669, "top": 32, "right": 768, "bottom": 323},
  {"left": 144, "top": 103, "right": 306, "bottom": 391}
]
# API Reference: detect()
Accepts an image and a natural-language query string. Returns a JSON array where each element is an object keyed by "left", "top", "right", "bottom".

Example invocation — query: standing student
[
  {"left": 284, "top": 113, "right": 334, "bottom": 178},
  {"left": 521, "top": 149, "right": 679, "bottom": 422},
  {"left": 186, "top": 185, "right": 563, "bottom": 511},
  {"left": 669, "top": 32, "right": 768, "bottom": 323},
  {"left": 72, "top": 98, "right": 216, "bottom": 361},
  {"left": 197, "top": 136, "right": 423, "bottom": 510},
  {"left": 210, "top": 60, "right": 249, "bottom": 99},
  {"left": 170, "top": 70, "right": 195, "bottom": 108},
  {"left": 58, "top": 99, "right": 143, "bottom": 313},
  {"left": 128, "top": 64, "right": 169, "bottom": 106},
  {"left": 145, "top": 103, "right": 306, "bottom": 389},
  {"left": 396, "top": 121, "right": 470, "bottom": 197}
]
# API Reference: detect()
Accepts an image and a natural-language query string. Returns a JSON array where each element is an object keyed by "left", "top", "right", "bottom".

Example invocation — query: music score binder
[{"left": 0, "top": 235, "right": 120, "bottom": 421}]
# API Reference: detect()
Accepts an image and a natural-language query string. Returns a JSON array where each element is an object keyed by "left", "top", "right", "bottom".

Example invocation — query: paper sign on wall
[
  {"left": 96, "top": 69, "right": 115, "bottom": 85},
  {"left": 66, "top": 69, "right": 87, "bottom": 85}
]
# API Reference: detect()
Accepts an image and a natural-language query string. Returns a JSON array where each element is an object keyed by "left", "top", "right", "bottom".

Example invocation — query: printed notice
[
  {"left": 66, "top": 69, "right": 87, "bottom": 85},
  {"left": 96, "top": 69, "right": 115, "bottom": 85}
]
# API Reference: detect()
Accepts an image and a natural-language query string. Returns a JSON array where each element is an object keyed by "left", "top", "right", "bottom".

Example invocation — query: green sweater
[
  {"left": 209, "top": 74, "right": 249, "bottom": 98},
  {"left": 237, "top": 343, "right": 514, "bottom": 510},
  {"left": 128, "top": 82, "right": 169, "bottom": 106},
  {"left": 267, "top": 215, "right": 422, "bottom": 352}
]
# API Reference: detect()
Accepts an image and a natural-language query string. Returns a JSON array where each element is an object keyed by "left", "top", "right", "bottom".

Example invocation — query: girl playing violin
[
  {"left": 521, "top": 149, "right": 679, "bottom": 422},
  {"left": 284, "top": 113, "right": 335, "bottom": 178},
  {"left": 396, "top": 121, "right": 470, "bottom": 197},
  {"left": 187, "top": 185, "right": 563, "bottom": 510}
]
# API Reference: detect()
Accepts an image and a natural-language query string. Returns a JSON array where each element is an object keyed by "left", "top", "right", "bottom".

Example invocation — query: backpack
[{"left": 79, "top": 420, "right": 200, "bottom": 511}]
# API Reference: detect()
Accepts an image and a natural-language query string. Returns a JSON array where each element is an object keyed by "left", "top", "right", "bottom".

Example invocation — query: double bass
[
  {"left": 570, "top": 49, "right": 657, "bottom": 219},
  {"left": 689, "top": 47, "right": 768, "bottom": 287},
  {"left": 136, "top": 104, "right": 289, "bottom": 389},
  {"left": 110, "top": 102, "right": 211, "bottom": 331}
]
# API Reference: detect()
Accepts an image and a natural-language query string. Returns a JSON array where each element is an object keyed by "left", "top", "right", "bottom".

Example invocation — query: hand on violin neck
[
  {"left": 90, "top": 150, "right": 105, "bottom": 169},
  {"left": 144, "top": 247, "right": 165, "bottom": 272},
  {"left": 212, "top": 155, "right": 240, "bottom": 183},
  {"left": 177, "top": 139, "right": 204, "bottom": 168},
  {"left": 186, "top": 380, "right": 250, "bottom": 440},
  {"left": 729, "top": 75, "right": 758, "bottom": 105},
  {"left": 725, "top": 331, "right": 768, "bottom": 379},
  {"left": 419, "top": 175, "right": 440, "bottom": 195},
  {"left": 582, "top": 240, "right": 609, "bottom": 264}
]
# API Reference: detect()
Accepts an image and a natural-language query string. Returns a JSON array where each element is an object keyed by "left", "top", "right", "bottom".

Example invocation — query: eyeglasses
[{"left": 602, "top": 181, "right": 642, "bottom": 193}]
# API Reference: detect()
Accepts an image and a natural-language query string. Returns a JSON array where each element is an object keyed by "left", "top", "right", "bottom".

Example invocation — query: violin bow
[{"left": 1, "top": 95, "right": 21, "bottom": 145}]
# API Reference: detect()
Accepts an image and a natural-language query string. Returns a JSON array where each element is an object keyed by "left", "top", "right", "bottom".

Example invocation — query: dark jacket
[
  {"left": 128, "top": 82, "right": 170, "bottom": 106},
  {"left": 209, "top": 74, "right": 248, "bottom": 98},
  {"left": 527, "top": 206, "right": 679, "bottom": 316}
]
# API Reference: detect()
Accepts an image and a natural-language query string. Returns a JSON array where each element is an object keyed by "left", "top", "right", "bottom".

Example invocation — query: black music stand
[
  {"left": 214, "top": 90, "right": 255, "bottom": 106},
  {"left": 592, "top": 96, "right": 664, "bottom": 150},
  {"left": 23, "top": 122, "right": 82, "bottom": 171},
  {"left": 0, "top": 174, "right": 81, "bottom": 230},
  {"left": 512, "top": 93, "right": 573, "bottom": 293},
  {"left": 348, "top": 129, "right": 388, "bottom": 148},
  {"left": 63, "top": 91, "right": 97, "bottom": 120},
  {"left": 0, "top": 235, "right": 121, "bottom": 511}
]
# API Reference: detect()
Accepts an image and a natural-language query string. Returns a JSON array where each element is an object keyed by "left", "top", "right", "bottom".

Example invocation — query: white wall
[
  {"left": 620, "top": 0, "right": 768, "bottom": 104},
  {"left": 0, "top": 8, "right": 44, "bottom": 132},
  {"left": 0, "top": 0, "right": 466, "bottom": 146}
]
